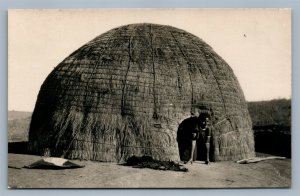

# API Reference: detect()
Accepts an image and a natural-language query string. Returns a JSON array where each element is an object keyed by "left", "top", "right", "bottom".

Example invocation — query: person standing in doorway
[{"left": 186, "top": 113, "right": 212, "bottom": 165}]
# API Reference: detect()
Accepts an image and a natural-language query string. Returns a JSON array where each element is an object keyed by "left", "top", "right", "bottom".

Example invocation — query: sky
[{"left": 8, "top": 9, "right": 291, "bottom": 112}]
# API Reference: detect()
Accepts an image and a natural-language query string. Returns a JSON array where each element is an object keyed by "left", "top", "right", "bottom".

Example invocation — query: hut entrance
[{"left": 177, "top": 116, "right": 213, "bottom": 162}]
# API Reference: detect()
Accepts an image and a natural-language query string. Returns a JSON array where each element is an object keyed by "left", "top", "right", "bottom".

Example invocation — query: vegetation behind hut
[{"left": 247, "top": 99, "right": 291, "bottom": 157}]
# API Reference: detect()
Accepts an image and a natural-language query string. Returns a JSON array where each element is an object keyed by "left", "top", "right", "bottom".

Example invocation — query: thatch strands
[{"left": 28, "top": 23, "right": 255, "bottom": 162}]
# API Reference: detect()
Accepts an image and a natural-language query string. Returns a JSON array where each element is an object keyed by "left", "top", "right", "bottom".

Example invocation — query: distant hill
[
  {"left": 8, "top": 111, "right": 32, "bottom": 121},
  {"left": 247, "top": 99, "right": 291, "bottom": 158},
  {"left": 247, "top": 99, "right": 291, "bottom": 128},
  {"left": 8, "top": 111, "right": 32, "bottom": 142}
]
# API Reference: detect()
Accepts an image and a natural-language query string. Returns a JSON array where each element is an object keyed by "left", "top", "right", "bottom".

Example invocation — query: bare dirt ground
[{"left": 8, "top": 153, "right": 291, "bottom": 188}]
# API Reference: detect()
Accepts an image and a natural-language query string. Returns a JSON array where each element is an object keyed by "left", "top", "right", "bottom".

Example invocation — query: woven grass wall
[{"left": 28, "top": 23, "right": 255, "bottom": 162}]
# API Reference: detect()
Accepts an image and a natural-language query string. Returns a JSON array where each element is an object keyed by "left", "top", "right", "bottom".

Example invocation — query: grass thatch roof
[{"left": 28, "top": 23, "right": 255, "bottom": 162}]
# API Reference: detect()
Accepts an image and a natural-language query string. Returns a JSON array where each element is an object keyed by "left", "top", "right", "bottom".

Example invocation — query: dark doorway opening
[{"left": 177, "top": 116, "right": 214, "bottom": 162}]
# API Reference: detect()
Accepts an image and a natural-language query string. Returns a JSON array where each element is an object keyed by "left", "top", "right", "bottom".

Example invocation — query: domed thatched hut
[{"left": 28, "top": 23, "right": 255, "bottom": 162}]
